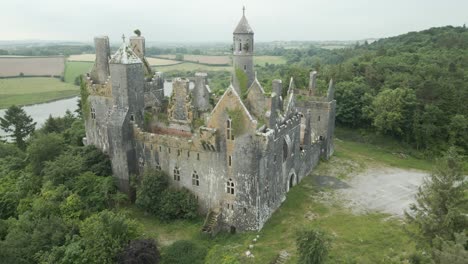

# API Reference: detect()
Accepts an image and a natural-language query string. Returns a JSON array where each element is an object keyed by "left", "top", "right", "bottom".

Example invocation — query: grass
[
  {"left": 0, "top": 77, "right": 79, "bottom": 109},
  {"left": 64, "top": 61, "right": 93, "bottom": 84},
  {"left": 153, "top": 62, "right": 231, "bottom": 72},
  {"left": 120, "top": 136, "right": 428, "bottom": 263}
]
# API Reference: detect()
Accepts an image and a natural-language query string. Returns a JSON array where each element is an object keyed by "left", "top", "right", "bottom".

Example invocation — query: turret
[
  {"left": 308, "top": 71, "right": 317, "bottom": 96},
  {"left": 91, "top": 36, "right": 110, "bottom": 84},
  {"left": 232, "top": 6, "right": 255, "bottom": 94},
  {"left": 109, "top": 36, "right": 145, "bottom": 124},
  {"left": 192, "top": 72, "right": 211, "bottom": 113},
  {"left": 327, "top": 79, "right": 335, "bottom": 102}
]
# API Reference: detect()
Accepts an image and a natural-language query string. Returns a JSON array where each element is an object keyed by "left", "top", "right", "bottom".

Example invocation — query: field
[
  {"left": 64, "top": 61, "right": 93, "bottom": 84},
  {"left": 0, "top": 77, "right": 79, "bottom": 108},
  {"left": 157, "top": 54, "right": 286, "bottom": 67},
  {"left": 68, "top": 54, "right": 182, "bottom": 66},
  {"left": 0, "top": 56, "right": 65, "bottom": 77},
  {"left": 121, "top": 133, "right": 431, "bottom": 263}
]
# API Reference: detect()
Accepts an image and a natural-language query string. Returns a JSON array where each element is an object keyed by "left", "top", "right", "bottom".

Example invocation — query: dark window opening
[
  {"left": 192, "top": 171, "right": 199, "bottom": 186},
  {"left": 130, "top": 114, "right": 135, "bottom": 121},
  {"left": 173, "top": 167, "right": 180, "bottom": 181},
  {"left": 197, "top": 153, "right": 200, "bottom": 160},
  {"left": 230, "top": 226, "right": 236, "bottom": 234},
  {"left": 283, "top": 139, "right": 288, "bottom": 162},
  {"left": 243, "top": 207, "right": 247, "bottom": 214},
  {"left": 227, "top": 178, "right": 235, "bottom": 195},
  {"left": 177, "top": 149, "right": 181, "bottom": 156},
  {"left": 318, "top": 116, "right": 321, "bottom": 121},
  {"left": 91, "top": 108, "right": 96, "bottom": 120},
  {"left": 187, "top": 151, "right": 190, "bottom": 158},
  {"left": 239, "top": 42, "right": 242, "bottom": 51},
  {"left": 228, "top": 155, "right": 232, "bottom": 167}
]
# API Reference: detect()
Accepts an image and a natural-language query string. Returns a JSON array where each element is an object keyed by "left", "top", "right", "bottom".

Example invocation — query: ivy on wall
[
  {"left": 227, "top": 108, "right": 245, "bottom": 136},
  {"left": 235, "top": 67, "right": 248, "bottom": 97},
  {"left": 80, "top": 75, "right": 90, "bottom": 118}
]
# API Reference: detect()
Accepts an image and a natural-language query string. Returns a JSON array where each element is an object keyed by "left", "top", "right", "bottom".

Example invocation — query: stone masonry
[{"left": 83, "top": 9, "right": 336, "bottom": 233}]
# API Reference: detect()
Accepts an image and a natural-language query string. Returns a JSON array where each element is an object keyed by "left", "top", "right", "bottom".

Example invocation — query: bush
[
  {"left": 118, "top": 239, "right": 160, "bottom": 264},
  {"left": 162, "top": 240, "right": 207, "bottom": 264},
  {"left": 296, "top": 228, "right": 331, "bottom": 264},
  {"left": 136, "top": 170, "right": 198, "bottom": 221}
]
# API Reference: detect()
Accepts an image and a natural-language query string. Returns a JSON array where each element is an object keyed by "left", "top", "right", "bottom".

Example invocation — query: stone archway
[{"left": 287, "top": 172, "right": 296, "bottom": 192}]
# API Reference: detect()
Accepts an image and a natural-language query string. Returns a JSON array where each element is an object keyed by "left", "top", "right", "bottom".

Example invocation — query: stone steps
[
  {"left": 272, "top": 251, "right": 289, "bottom": 264},
  {"left": 201, "top": 210, "right": 219, "bottom": 233}
]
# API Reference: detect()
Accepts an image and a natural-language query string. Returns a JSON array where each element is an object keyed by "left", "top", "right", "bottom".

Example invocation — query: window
[
  {"left": 239, "top": 42, "right": 242, "bottom": 51},
  {"left": 318, "top": 116, "right": 321, "bottom": 121},
  {"left": 197, "top": 153, "right": 200, "bottom": 161},
  {"left": 138, "top": 157, "right": 144, "bottom": 167},
  {"left": 159, "top": 146, "right": 162, "bottom": 152},
  {"left": 177, "top": 149, "right": 181, "bottom": 156},
  {"left": 156, "top": 162, "right": 161, "bottom": 170},
  {"left": 168, "top": 148, "right": 171, "bottom": 154},
  {"left": 243, "top": 207, "right": 247, "bottom": 214},
  {"left": 91, "top": 107, "right": 96, "bottom": 119},
  {"left": 226, "top": 178, "right": 235, "bottom": 195},
  {"left": 187, "top": 151, "right": 190, "bottom": 158},
  {"left": 228, "top": 155, "right": 232, "bottom": 167},
  {"left": 130, "top": 114, "right": 135, "bottom": 121},
  {"left": 283, "top": 138, "right": 288, "bottom": 162},
  {"left": 173, "top": 167, "right": 180, "bottom": 181},
  {"left": 226, "top": 118, "right": 234, "bottom": 140},
  {"left": 244, "top": 65, "right": 247, "bottom": 70},
  {"left": 192, "top": 171, "right": 199, "bottom": 186}
]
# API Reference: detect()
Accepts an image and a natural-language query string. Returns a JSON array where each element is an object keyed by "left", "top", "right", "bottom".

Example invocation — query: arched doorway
[{"left": 287, "top": 173, "right": 296, "bottom": 192}]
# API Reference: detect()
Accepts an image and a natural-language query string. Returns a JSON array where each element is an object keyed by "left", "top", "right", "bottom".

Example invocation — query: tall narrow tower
[{"left": 232, "top": 6, "right": 254, "bottom": 94}]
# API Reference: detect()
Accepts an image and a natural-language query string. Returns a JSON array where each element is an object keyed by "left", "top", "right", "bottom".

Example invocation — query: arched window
[
  {"left": 226, "top": 118, "right": 234, "bottom": 140},
  {"left": 173, "top": 166, "right": 180, "bottom": 181},
  {"left": 226, "top": 178, "right": 235, "bottom": 195},
  {"left": 239, "top": 42, "right": 242, "bottom": 51},
  {"left": 192, "top": 171, "right": 199, "bottom": 186},
  {"left": 283, "top": 138, "right": 288, "bottom": 162},
  {"left": 91, "top": 107, "right": 96, "bottom": 119}
]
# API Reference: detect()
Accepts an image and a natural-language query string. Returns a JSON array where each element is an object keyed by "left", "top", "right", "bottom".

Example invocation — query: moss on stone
[
  {"left": 80, "top": 76, "right": 90, "bottom": 118},
  {"left": 235, "top": 67, "right": 248, "bottom": 97},
  {"left": 227, "top": 108, "right": 245, "bottom": 136}
]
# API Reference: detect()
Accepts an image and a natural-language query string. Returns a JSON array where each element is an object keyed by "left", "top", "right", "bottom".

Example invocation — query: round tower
[{"left": 232, "top": 6, "right": 254, "bottom": 93}]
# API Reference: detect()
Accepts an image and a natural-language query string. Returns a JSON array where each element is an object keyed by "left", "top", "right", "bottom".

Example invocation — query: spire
[
  {"left": 234, "top": 7, "right": 254, "bottom": 34},
  {"left": 122, "top": 34, "right": 126, "bottom": 43}
]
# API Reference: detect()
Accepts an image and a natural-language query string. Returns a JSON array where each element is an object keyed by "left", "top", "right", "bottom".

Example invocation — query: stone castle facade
[{"left": 83, "top": 10, "right": 336, "bottom": 233}]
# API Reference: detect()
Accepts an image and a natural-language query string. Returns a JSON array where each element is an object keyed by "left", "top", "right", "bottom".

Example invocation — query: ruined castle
[{"left": 83, "top": 9, "right": 336, "bottom": 233}]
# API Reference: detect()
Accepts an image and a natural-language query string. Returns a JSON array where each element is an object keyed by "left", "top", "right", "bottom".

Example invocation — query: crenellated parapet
[{"left": 85, "top": 74, "right": 112, "bottom": 97}]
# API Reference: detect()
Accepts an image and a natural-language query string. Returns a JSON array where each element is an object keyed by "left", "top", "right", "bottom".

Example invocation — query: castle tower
[
  {"left": 90, "top": 36, "right": 110, "bottom": 84},
  {"left": 232, "top": 6, "right": 254, "bottom": 94},
  {"left": 109, "top": 35, "right": 145, "bottom": 125}
]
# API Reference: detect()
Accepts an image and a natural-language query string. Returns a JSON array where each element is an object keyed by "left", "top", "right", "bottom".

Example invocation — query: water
[
  {"left": 0, "top": 96, "right": 79, "bottom": 139},
  {"left": 0, "top": 80, "right": 194, "bottom": 139}
]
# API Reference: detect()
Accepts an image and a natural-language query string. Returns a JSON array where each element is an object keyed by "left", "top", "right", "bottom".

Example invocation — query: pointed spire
[
  {"left": 243, "top": 6, "right": 246, "bottom": 16},
  {"left": 327, "top": 79, "right": 335, "bottom": 101},
  {"left": 234, "top": 6, "right": 254, "bottom": 34}
]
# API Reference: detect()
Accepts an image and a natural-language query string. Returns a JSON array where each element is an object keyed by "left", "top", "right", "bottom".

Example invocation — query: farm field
[
  {"left": 68, "top": 54, "right": 182, "bottom": 66},
  {"left": 0, "top": 56, "right": 65, "bottom": 77},
  {"left": 157, "top": 54, "right": 286, "bottom": 66},
  {"left": 121, "top": 134, "right": 431, "bottom": 263},
  {"left": 64, "top": 61, "right": 93, "bottom": 84},
  {"left": 153, "top": 62, "right": 231, "bottom": 72},
  {"left": 0, "top": 77, "right": 78, "bottom": 109}
]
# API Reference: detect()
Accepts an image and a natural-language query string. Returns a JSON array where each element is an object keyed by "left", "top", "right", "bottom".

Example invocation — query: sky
[{"left": 1, "top": 0, "right": 467, "bottom": 43}]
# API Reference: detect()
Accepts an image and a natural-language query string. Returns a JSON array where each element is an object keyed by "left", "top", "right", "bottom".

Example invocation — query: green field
[
  {"left": 0, "top": 77, "right": 79, "bottom": 109},
  {"left": 120, "top": 136, "right": 430, "bottom": 263},
  {"left": 254, "top": 55, "right": 287, "bottom": 66},
  {"left": 64, "top": 61, "right": 93, "bottom": 84}
]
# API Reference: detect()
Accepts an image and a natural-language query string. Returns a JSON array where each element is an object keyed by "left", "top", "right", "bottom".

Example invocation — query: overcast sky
[{"left": 1, "top": 0, "right": 467, "bottom": 43}]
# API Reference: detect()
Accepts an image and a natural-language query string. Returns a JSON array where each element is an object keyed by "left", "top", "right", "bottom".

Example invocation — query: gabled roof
[
  {"left": 109, "top": 42, "right": 142, "bottom": 64},
  {"left": 247, "top": 77, "right": 265, "bottom": 95},
  {"left": 234, "top": 15, "right": 254, "bottom": 34},
  {"left": 210, "top": 84, "right": 256, "bottom": 123}
]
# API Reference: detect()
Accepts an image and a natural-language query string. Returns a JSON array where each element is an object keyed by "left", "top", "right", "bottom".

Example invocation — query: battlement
[{"left": 86, "top": 75, "right": 112, "bottom": 97}]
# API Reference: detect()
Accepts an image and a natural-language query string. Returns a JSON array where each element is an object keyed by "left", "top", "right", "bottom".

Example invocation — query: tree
[
  {"left": 0, "top": 105, "right": 36, "bottom": 150},
  {"left": 296, "top": 228, "right": 331, "bottom": 264},
  {"left": 79, "top": 210, "right": 140, "bottom": 264},
  {"left": 135, "top": 170, "right": 169, "bottom": 214},
  {"left": 118, "top": 239, "right": 160, "bottom": 264},
  {"left": 369, "top": 87, "right": 417, "bottom": 139},
  {"left": 432, "top": 233, "right": 468, "bottom": 264},
  {"left": 405, "top": 148, "right": 467, "bottom": 245},
  {"left": 27, "top": 133, "right": 65, "bottom": 175}
]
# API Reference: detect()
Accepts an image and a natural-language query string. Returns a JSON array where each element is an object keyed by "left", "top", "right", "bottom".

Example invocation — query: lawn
[
  {"left": 0, "top": 77, "right": 79, "bottom": 109},
  {"left": 121, "top": 136, "right": 428, "bottom": 263}
]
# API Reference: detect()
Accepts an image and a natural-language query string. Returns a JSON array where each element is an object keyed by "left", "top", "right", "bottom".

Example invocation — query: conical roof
[
  {"left": 234, "top": 14, "right": 254, "bottom": 34},
  {"left": 109, "top": 41, "right": 141, "bottom": 64}
]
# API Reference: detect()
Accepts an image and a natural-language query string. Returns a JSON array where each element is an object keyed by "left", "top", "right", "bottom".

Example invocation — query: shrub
[
  {"left": 135, "top": 170, "right": 169, "bottom": 214},
  {"left": 296, "top": 228, "right": 331, "bottom": 264},
  {"left": 159, "top": 188, "right": 198, "bottom": 221},
  {"left": 162, "top": 240, "right": 207, "bottom": 264}
]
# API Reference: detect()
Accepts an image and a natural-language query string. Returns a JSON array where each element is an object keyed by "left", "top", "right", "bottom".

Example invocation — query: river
[{"left": 0, "top": 80, "right": 191, "bottom": 139}]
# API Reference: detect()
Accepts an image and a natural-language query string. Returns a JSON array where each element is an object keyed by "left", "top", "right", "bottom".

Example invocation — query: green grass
[
  {"left": 0, "top": 77, "right": 79, "bottom": 109},
  {"left": 120, "top": 136, "right": 427, "bottom": 263},
  {"left": 64, "top": 61, "right": 93, "bottom": 84}
]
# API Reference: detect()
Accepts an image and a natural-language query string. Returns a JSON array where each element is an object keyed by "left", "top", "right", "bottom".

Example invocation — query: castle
[{"left": 83, "top": 9, "right": 336, "bottom": 233}]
